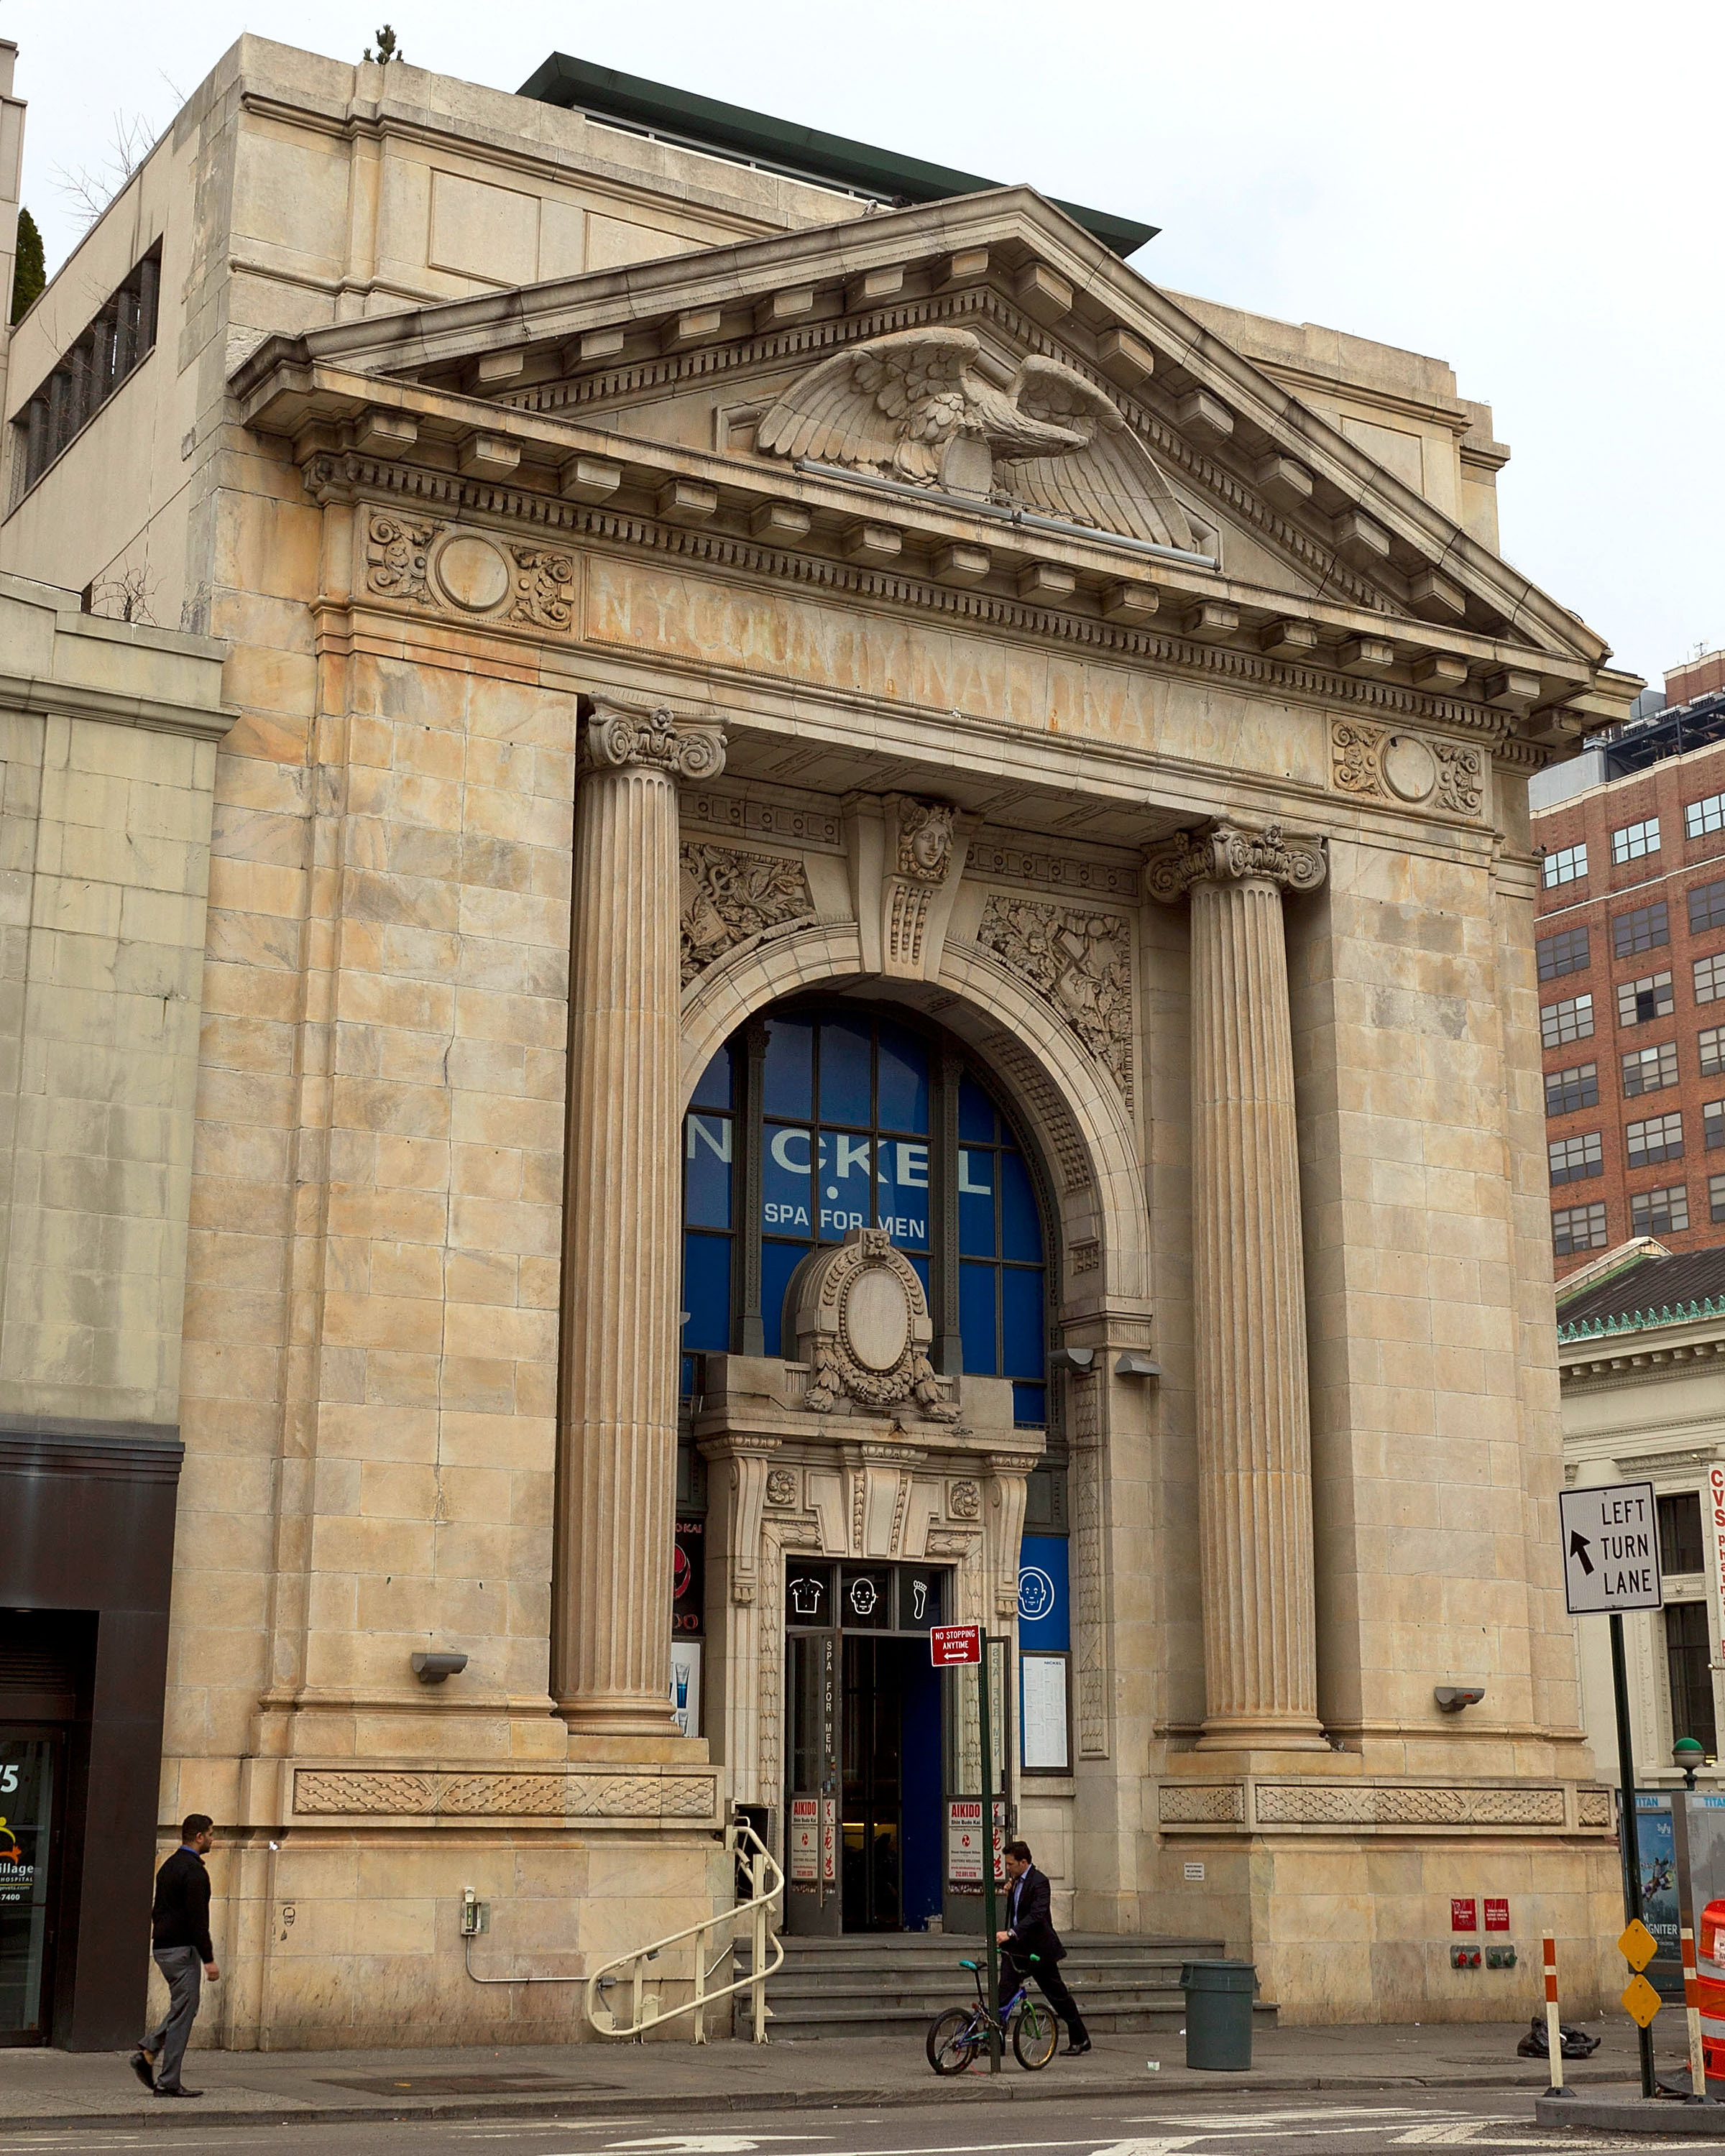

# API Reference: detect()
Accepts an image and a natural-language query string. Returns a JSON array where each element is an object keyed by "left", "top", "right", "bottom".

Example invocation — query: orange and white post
[
  {"left": 1684, "top": 1923, "right": 1709, "bottom": 2095},
  {"left": 1544, "top": 1935, "right": 1564, "bottom": 2091}
]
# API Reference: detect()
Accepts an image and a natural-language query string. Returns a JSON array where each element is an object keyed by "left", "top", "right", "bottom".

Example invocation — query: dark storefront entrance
[
  {"left": 784, "top": 1560, "right": 949, "bottom": 1935},
  {"left": 0, "top": 1420, "right": 182, "bottom": 2049}
]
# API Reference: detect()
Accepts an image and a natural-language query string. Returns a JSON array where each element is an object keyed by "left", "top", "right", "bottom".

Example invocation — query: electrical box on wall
[
  {"left": 461, "top": 1888, "right": 489, "bottom": 1936},
  {"left": 1486, "top": 1944, "right": 1517, "bottom": 1969},
  {"left": 1450, "top": 1944, "right": 1481, "bottom": 1968}
]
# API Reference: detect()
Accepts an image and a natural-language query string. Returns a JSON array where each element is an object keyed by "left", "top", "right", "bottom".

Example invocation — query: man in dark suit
[
  {"left": 995, "top": 1837, "right": 1090, "bottom": 2054},
  {"left": 129, "top": 1814, "right": 218, "bottom": 2099}
]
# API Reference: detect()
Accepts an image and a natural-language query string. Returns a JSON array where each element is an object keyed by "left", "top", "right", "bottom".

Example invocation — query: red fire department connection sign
[{"left": 930, "top": 1624, "right": 983, "bottom": 1667}]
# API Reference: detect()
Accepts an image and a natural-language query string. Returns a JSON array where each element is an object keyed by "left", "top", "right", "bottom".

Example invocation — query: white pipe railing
[{"left": 584, "top": 1815, "right": 785, "bottom": 2044}]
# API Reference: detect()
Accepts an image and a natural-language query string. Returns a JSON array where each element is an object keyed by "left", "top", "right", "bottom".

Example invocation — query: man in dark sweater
[
  {"left": 995, "top": 1838, "right": 1091, "bottom": 2055},
  {"left": 129, "top": 1815, "right": 218, "bottom": 2099}
]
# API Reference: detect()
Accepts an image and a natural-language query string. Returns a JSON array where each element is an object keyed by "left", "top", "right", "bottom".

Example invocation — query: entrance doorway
[
  {"left": 784, "top": 1562, "right": 948, "bottom": 1935},
  {"left": 0, "top": 1733, "right": 60, "bottom": 2045}
]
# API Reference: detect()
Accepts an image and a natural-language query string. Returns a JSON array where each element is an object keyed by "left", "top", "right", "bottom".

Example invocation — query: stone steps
[{"left": 738, "top": 1931, "right": 1274, "bottom": 2037}]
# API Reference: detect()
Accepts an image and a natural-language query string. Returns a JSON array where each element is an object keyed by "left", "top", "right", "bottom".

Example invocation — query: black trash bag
[{"left": 1518, "top": 2015, "right": 1601, "bottom": 2060}]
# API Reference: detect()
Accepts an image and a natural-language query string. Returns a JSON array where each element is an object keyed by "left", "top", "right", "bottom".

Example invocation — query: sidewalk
[{"left": 0, "top": 2016, "right": 1672, "bottom": 2134}]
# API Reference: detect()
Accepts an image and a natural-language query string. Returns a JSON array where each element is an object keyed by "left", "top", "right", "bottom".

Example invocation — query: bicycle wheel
[
  {"left": 927, "top": 2005, "right": 983, "bottom": 2074},
  {"left": 1013, "top": 1998, "right": 1057, "bottom": 2070}
]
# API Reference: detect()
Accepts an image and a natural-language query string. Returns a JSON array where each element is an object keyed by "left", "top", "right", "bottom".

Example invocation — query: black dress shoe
[
  {"left": 129, "top": 2050, "right": 156, "bottom": 2091},
  {"left": 1063, "top": 2037, "right": 1092, "bottom": 2055},
  {"left": 155, "top": 2086, "right": 203, "bottom": 2099}
]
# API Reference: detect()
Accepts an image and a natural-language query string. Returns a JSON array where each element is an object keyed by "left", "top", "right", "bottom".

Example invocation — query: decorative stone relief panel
[
  {"left": 1328, "top": 716, "right": 1484, "bottom": 816},
  {"left": 967, "top": 842, "right": 1138, "bottom": 901},
  {"left": 1158, "top": 1784, "right": 1248, "bottom": 1824},
  {"left": 1578, "top": 1789, "right": 1614, "bottom": 1828},
  {"left": 975, "top": 897, "right": 1133, "bottom": 1105},
  {"left": 1254, "top": 1783, "right": 1567, "bottom": 1827},
  {"left": 685, "top": 793, "right": 843, "bottom": 850},
  {"left": 980, "top": 1031, "right": 1095, "bottom": 1195},
  {"left": 292, "top": 1769, "right": 720, "bottom": 1822},
  {"left": 679, "top": 841, "right": 816, "bottom": 986}
]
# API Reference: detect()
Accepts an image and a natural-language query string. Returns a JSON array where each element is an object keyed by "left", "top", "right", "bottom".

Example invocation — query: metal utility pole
[
  {"left": 1611, "top": 1610, "right": 1657, "bottom": 2099},
  {"left": 978, "top": 1629, "right": 1002, "bottom": 2073}
]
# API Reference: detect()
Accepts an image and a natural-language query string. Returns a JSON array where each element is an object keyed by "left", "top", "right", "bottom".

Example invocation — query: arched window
[{"left": 681, "top": 1000, "right": 1052, "bottom": 1428}]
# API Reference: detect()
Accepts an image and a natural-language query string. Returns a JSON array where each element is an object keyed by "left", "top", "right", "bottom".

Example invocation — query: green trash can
[{"left": 1179, "top": 1958, "right": 1256, "bottom": 2070}]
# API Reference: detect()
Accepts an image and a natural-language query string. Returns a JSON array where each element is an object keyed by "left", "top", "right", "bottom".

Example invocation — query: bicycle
[{"left": 925, "top": 1952, "right": 1059, "bottom": 2073}]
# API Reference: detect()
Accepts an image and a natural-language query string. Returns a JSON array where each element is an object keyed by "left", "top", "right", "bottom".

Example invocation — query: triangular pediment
[{"left": 231, "top": 185, "right": 1632, "bottom": 732}]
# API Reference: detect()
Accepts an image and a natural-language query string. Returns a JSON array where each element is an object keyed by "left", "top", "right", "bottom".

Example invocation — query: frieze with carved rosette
[
  {"left": 787, "top": 1228, "right": 959, "bottom": 1423},
  {"left": 679, "top": 842, "right": 816, "bottom": 987},
  {"left": 1327, "top": 717, "right": 1484, "bottom": 816},
  {"left": 365, "top": 511, "right": 436, "bottom": 599},
  {"left": 974, "top": 895, "right": 1134, "bottom": 1105}
]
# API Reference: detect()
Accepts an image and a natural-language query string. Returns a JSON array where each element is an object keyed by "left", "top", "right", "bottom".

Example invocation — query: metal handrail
[{"left": 584, "top": 1815, "right": 785, "bottom": 2043}]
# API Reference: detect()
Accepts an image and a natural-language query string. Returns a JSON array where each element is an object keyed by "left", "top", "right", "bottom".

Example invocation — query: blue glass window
[{"left": 680, "top": 1003, "right": 1047, "bottom": 1416}]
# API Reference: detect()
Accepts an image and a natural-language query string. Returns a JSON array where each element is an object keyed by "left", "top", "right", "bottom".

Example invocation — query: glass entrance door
[
  {"left": 784, "top": 1560, "right": 947, "bottom": 1935},
  {"left": 0, "top": 1734, "right": 59, "bottom": 2045}
]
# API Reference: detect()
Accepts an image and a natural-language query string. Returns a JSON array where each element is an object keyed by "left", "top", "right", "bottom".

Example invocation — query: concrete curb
[
  {"left": 1535, "top": 2090, "right": 1725, "bottom": 2134},
  {"left": 0, "top": 2063, "right": 1639, "bottom": 2139}
]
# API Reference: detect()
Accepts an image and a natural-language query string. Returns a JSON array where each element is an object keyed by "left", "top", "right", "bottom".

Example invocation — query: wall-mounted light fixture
[
  {"left": 1434, "top": 1685, "right": 1484, "bottom": 1714},
  {"left": 412, "top": 1651, "right": 469, "bottom": 1685},
  {"left": 1115, "top": 1352, "right": 1162, "bottom": 1378},
  {"left": 1048, "top": 1348, "right": 1096, "bottom": 1374}
]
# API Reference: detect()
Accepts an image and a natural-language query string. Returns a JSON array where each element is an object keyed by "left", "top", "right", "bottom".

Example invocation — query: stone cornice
[
  {"left": 297, "top": 448, "right": 1560, "bottom": 751},
  {"left": 0, "top": 668, "right": 237, "bottom": 743}
]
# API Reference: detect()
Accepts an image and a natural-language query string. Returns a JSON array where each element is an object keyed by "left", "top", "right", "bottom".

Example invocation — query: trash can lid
[{"left": 1179, "top": 1958, "right": 1259, "bottom": 1989}]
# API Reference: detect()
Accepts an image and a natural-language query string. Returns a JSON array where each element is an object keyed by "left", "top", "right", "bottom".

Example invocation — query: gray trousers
[{"left": 143, "top": 1945, "right": 201, "bottom": 2091}]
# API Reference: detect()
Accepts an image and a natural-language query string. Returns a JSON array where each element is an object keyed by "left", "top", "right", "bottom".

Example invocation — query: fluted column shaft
[
  {"left": 555, "top": 707, "right": 724, "bottom": 1736},
  {"left": 1149, "top": 821, "right": 1328, "bottom": 1751}
]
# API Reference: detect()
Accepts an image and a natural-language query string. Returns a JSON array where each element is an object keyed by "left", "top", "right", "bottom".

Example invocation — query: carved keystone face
[{"left": 842, "top": 1267, "right": 911, "bottom": 1372}]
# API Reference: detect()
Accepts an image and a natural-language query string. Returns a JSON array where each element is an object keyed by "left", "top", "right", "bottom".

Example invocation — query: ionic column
[
  {"left": 1146, "top": 821, "right": 1329, "bottom": 1751},
  {"left": 554, "top": 705, "right": 724, "bottom": 1737}
]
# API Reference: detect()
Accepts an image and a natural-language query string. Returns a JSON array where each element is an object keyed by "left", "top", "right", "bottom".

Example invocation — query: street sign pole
[
  {"left": 1611, "top": 1610, "right": 1657, "bottom": 2100},
  {"left": 978, "top": 1628, "right": 1002, "bottom": 2074}
]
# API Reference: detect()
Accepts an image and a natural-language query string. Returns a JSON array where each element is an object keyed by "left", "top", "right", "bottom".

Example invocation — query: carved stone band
[
  {"left": 1144, "top": 819, "right": 1328, "bottom": 903},
  {"left": 585, "top": 706, "right": 727, "bottom": 782}
]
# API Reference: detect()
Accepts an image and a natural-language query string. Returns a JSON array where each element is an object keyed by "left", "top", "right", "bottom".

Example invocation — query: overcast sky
[{"left": 5, "top": 0, "right": 1715, "bottom": 692}]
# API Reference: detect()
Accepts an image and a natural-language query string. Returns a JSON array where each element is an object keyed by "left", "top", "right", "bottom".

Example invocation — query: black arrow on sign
[{"left": 1570, "top": 1529, "right": 1595, "bottom": 1576}]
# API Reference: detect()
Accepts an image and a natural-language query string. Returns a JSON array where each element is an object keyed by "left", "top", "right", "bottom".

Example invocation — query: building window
[
  {"left": 1613, "top": 816, "right": 1662, "bottom": 864},
  {"left": 1547, "top": 1131, "right": 1604, "bottom": 1184},
  {"left": 1707, "top": 1102, "right": 1725, "bottom": 1151},
  {"left": 1697, "top": 953, "right": 1725, "bottom": 1007},
  {"left": 1687, "top": 796, "right": 1725, "bottom": 842},
  {"left": 1543, "top": 843, "right": 1588, "bottom": 888},
  {"left": 1690, "top": 877, "right": 1725, "bottom": 933},
  {"left": 1627, "top": 1112, "right": 1684, "bottom": 1168},
  {"left": 1630, "top": 1184, "right": 1689, "bottom": 1235},
  {"left": 1704, "top": 1028, "right": 1725, "bottom": 1079},
  {"left": 1614, "top": 902, "right": 1670, "bottom": 959},
  {"left": 11, "top": 247, "right": 161, "bottom": 502},
  {"left": 1712, "top": 1173, "right": 1725, "bottom": 1225},
  {"left": 681, "top": 1002, "right": 1050, "bottom": 1427},
  {"left": 1660, "top": 1493, "right": 1706, "bottom": 1575},
  {"left": 1546, "top": 1062, "right": 1600, "bottom": 1117},
  {"left": 1537, "top": 926, "right": 1591, "bottom": 982},
  {"left": 1541, "top": 993, "right": 1595, "bottom": 1049},
  {"left": 1622, "top": 1041, "right": 1680, "bottom": 1096},
  {"left": 1618, "top": 972, "right": 1675, "bottom": 1026},
  {"left": 1665, "top": 1600, "right": 1718, "bottom": 1756},
  {"left": 1552, "top": 1202, "right": 1609, "bottom": 1256}
]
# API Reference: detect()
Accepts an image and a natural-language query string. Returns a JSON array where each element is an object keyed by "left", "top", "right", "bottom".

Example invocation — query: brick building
[{"left": 1532, "top": 694, "right": 1725, "bottom": 1274}]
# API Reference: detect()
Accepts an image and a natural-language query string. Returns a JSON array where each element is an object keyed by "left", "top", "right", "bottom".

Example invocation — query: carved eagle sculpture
[{"left": 756, "top": 326, "right": 1196, "bottom": 552}]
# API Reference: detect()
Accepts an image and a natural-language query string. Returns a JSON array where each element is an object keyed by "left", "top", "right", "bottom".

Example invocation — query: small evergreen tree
[
  {"left": 363, "top": 26, "right": 402, "bottom": 63},
  {"left": 11, "top": 208, "right": 45, "bottom": 323}
]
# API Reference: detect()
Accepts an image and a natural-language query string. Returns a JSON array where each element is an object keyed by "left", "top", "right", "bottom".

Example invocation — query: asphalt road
[{"left": 0, "top": 2088, "right": 1707, "bottom": 2156}]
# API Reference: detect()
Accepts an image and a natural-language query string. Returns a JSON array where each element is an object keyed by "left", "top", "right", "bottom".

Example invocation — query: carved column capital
[
  {"left": 584, "top": 704, "right": 727, "bottom": 783},
  {"left": 1144, "top": 819, "right": 1327, "bottom": 904}
]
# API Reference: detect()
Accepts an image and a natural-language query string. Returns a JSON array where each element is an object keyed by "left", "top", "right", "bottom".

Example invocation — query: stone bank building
[{"left": 0, "top": 38, "right": 1641, "bottom": 2050}]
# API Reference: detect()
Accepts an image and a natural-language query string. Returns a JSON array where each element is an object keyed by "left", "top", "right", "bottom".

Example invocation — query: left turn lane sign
[{"left": 1560, "top": 1481, "right": 1663, "bottom": 1615}]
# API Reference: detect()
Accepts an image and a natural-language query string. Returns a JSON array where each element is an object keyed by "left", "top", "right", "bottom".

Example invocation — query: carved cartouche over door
[
  {"left": 1145, "top": 820, "right": 1330, "bottom": 1752},
  {"left": 555, "top": 704, "right": 725, "bottom": 1738}
]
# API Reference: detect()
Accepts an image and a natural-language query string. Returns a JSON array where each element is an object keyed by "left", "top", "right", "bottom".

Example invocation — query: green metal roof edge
[{"left": 517, "top": 55, "right": 1158, "bottom": 259}]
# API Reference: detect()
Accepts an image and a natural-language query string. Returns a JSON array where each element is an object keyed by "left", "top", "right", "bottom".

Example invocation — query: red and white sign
[
  {"left": 1451, "top": 1897, "right": 1478, "bottom": 1933},
  {"left": 1708, "top": 1467, "right": 1725, "bottom": 1664},
  {"left": 789, "top": 1797, "right": 819, "bottom": 1882},
  {"left": 931, "top": 1624, "right": 983, "bottom": 1667},
  {"left": 821, "top": 1795, "right": 837, "bottom": 1884},
  {"left": 947, "top": 1799, "right": 1006, "bottom": 1886},
  {"left": 1484, "top": 1898, "right": 1510, "bottom": 1932}
]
